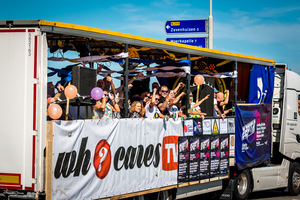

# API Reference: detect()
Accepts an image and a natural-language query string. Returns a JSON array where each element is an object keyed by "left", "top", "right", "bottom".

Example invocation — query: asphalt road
[{"left": 186, "top": 189, "right": 300, "bottom": 200}]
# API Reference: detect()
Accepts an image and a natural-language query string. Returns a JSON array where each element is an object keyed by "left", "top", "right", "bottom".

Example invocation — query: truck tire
[
  {"left": 233, "top": 170, "right": 251, "bottom": 200},
  {"left": 288, "top": 162, "right": 300, "bottom": 196}
]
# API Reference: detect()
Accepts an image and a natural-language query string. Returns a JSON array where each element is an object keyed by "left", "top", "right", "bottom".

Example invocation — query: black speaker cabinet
[
  {"left": 60, "top": 66, "right": 97, "bottom": 106},
  {"left": 72, "top": 66, "right": 97, "bottom": 96},
  {"left": 199, "top": 77, "right": 214, "bottom": 116}
]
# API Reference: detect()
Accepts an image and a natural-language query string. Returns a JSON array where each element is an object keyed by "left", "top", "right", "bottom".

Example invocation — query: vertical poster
[
  {"left": 211, "top": 118, "right": 220, "bottom": 134},
  {"left": 229, "top": 134, "right": 235, "bottom": 157},
  {"left": 184, "top": 120, "right": 193, "bottom": 136},
  {"left": 203, "top": 119, "right": 212, "bottom": 135},
  {"left": 178, "top": 137, "right": 189, "bottom": 183},
  {"left": 220, "top": 135, "right": 229, "bottom": 175},
  {"left": 235, "top": 104, "right": 272, "bottom": 170},
  {"left": 219, "top": 118, "right": 228, "bottom": 134},
  {"left": 199, "top": 136, "right": 210, "bottom": 180},
  {"left": 193, "top": 118, "right": 203, "bottom": 135},
  {"left": 210, "top": 135, "right": 220, "bottom": 178},
  {"left": 189, "top": 137, "right": 200, "bottom": 181},
  {"left": 227, "top": 118, "right": 235, "bottom": 133}
]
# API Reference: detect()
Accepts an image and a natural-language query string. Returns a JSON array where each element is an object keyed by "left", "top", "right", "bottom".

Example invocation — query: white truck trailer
[{"left": 0, "top": 20, "right": 298, "bottom": 200}]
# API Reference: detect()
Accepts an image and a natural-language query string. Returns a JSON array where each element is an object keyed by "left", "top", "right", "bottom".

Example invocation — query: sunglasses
[
  {"left": 146, "top": 95, "right": 151, "bottom": 98},
  {"left": 155, "top": 98, "right": 160, "bottom": 101},
  {"left": 104, "top": 94, "right": 109, "bottom": 97},
  {"left": 161, "top": 90, "right": 169, "bottom": 93}
]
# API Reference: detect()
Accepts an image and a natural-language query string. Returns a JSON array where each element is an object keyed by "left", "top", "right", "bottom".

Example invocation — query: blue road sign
[
  {"left": 166, "top": 37, "right": 206, "bottom": 48},
  {"left": 165, "top": 19, "right": 207, "bottom": 34}
]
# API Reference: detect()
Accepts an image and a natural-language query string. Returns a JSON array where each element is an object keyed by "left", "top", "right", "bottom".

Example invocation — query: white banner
[{"left": 52, "top": 119, "right": 183, "bottom": 200}]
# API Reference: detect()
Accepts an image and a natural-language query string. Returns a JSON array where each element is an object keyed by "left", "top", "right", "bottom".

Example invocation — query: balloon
[
  {"left": 48, "top": 103, "right": 62, "bottom": 120},
  {"left": 194, "top": 75, "right": 205, "bottom": 85},
  {"left": 65, "top": 84, "right": 77, "bottom": 99},
  {"left": 91, "top": 87, "right": 103, "bottom": 100}
]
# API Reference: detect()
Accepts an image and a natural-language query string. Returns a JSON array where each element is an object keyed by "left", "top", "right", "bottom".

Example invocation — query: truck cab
[{"left": 231, "top": 64, "right": 300, "bottom": 200}]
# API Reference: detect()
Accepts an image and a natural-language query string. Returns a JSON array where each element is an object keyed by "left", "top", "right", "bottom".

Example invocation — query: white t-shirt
[{"left": 145, "top": 104, "right": 161, "bottom": 118}]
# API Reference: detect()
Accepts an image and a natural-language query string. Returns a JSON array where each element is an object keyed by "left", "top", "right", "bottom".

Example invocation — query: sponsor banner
[
  {"left": 52, "top": 119, "right": 182, "bottom": 200},
  {"left": 189, "top": 137, "right": 200, "bottom": 181},
  {"left": 199, "top": 136, "right": 210, "bottom": 179},
  {"left": 178, "top": 137, "right": 189, "bottom": 183},
  {"left": 235, "top": 104, "right": 272, "bottom": 170}
]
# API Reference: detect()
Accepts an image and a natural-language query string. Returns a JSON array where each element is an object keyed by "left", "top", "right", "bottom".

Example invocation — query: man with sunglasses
[{"left": 158, "top": 82, "right": 185, "bottom": 116}]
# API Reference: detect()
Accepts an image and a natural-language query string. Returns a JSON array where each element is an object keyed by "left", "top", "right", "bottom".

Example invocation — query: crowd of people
[
  {"left": 90, "top": 74, "right": 232, "bottom": 120},
  {"left": 47, "top": 73, "right": 233, "bottom": 120}
]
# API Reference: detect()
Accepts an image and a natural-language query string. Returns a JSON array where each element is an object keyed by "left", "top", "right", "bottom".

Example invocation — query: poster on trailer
[
  {"left": 235, "top": 104, "right": 272, "bottom": 170},
  {"left": 199, "top": 136, "right": 210, "bottom": 179},
  {"left": 219, "top": 135, "right": 229, "bottom": 175},
  {"left": 189, "top": 137, "right": 200, "bottom": 181},
  {"left": 178, "top": 137, "right": 189, "bottom": 183},
  {"left": 210, "top": 135, "right": 220, "bottom": 178}
]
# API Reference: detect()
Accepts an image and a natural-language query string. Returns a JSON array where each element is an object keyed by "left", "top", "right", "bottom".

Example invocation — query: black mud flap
[{"left": 219, "top": 179, "right": 234, "bottom": 200}]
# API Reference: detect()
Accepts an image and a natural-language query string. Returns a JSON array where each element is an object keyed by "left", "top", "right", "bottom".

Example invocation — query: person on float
[
  {"left": 158, "top": 82, "right": 185, "bottom": 116},
  {"left": 214, "top": 90, "right": 231, "bottom": 119},
  {"left": 128, "top": 101, "right": 144, "bottom": 118},
  {"left": 145, "top": 88, "right": 164, "bottom": 119},
  {"left": 93, "top": 90, "right": 120, "bottom": 119},
  {"left": 188, "top": 92, "right": 210, "bottom": 120}
]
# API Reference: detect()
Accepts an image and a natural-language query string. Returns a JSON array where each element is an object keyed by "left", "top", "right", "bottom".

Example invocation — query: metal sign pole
[{"left": 208, "top": 0, "right": 213, "bottom": 49}]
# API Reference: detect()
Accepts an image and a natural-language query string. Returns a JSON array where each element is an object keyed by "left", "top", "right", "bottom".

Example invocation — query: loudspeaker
[
  {"left": 59, "top": 66, "right": 97, "bottom": 106},
  {"left": 199, "top": 77, "right": 214, "bottom": 116},
  {"left": 72, "top": 66, "right": 96, "bottom": 96}
]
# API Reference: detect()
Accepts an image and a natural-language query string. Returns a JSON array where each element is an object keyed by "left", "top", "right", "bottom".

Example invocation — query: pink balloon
[
  {"left": 194, "top": 75, "right": 205, "bottom": 85},
  {"left": 65, "top": 84, "right": 77, "bottom": 99},
  {"left": 91, "top": 87, "right": 103, "bottom": 100},
  {"left": 48, "top": 103, "right": 62, "bottom": 120}
]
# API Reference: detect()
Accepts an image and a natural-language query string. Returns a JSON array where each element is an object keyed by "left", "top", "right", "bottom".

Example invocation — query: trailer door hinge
[
  {"left": 33, "top": 78, "right": 39, "bottom": 84},
  {"left": 30, "top": 178, "right": 37, "bottom": 184},
  {"left": 33, "top": 130, "right": 38, "bottom": 136}
]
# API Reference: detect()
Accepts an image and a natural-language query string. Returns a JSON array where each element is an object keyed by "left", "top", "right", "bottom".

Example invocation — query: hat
[{"left": 214, "top": 88, "right": 218, "bottom": 93}]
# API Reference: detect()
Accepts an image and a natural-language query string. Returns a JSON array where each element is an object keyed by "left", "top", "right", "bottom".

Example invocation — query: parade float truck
[{"left": 0, "top": 20, "right": 299, "bottom": 200}]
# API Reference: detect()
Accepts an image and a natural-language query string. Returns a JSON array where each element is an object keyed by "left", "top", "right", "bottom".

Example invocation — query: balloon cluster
[
  {"left": 48, "top": 84, "right": 78, "bottom": 119},
  {"left": 48, "top": 84, "right": 104, "bottom": 119}
]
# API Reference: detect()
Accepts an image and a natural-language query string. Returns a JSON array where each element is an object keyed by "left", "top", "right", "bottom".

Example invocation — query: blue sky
[{"left": 1, "top": 0, "right": 300, "bottom": 72}]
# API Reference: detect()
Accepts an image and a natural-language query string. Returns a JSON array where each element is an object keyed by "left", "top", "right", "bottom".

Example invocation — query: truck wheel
[
  {"left": 233, "top": 170, "right": 251, "bottom": 200},
  {"left": 288, "top": 162, "right": 300, "bottom": 196}
]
